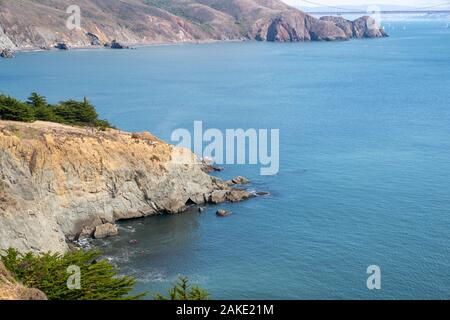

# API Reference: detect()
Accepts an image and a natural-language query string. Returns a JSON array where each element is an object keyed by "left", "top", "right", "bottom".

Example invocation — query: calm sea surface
[{"left": 1, "top": 17, "right": 449, "bottom": 299}]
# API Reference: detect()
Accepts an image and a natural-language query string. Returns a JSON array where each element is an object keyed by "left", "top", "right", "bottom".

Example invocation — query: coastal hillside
[
  {"left": 0, "top": 0, "right": 387, "bottom": 52},
  {"left": 0, "top": 120, "right": 251, "bottom": 253}
]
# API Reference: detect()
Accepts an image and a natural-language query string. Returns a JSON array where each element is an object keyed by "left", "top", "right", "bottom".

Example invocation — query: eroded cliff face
[
  {"left": 320, "top": 16, "right": 388, "bottom": 39},
  {"left": 0, "top": 121, "right": 249, "bottom": 253},
  {"left": 0, "top": 0, "right": 387, "bottom": 52},
  {"left": 254, "top": 13, "right": 387, "bottom": 42}
]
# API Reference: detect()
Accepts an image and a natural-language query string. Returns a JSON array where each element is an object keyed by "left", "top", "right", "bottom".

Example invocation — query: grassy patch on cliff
[
  {"left": 143, "top": 0, "right": 215, "bottom": 35},
  {"left": 0, "top": 93, "right": 113, "bottom": 129},
  {"left": 144, "top": 0, "right": 192, "bottom": 19}
]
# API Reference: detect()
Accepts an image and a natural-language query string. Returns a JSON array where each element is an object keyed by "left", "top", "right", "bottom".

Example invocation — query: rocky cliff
[
  {"left": 0, "top": 120, "right": 251, "bottom": 253},
  {"left": 0, "top": 0, "right": 387, "bottom": 52}
]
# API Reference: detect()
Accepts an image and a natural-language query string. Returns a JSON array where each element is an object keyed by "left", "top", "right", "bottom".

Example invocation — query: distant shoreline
[{"left": 10, "top": 39, "right": 248, "bottom": 55}]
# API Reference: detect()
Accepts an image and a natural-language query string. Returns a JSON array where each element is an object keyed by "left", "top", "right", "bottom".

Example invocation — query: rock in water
[
  {"left": 209, "top": 189, "right": 253, "bottom": 204},
  {"left": 0, "top": 49, "right": 14, "bottom": 58},
  {"left": 210, "top": 190, "right": 229, "bottom": 204},
  {"left": 216, "top": 209, "right": 231, "bottom": 217},
  {"left": 109, "top": 40, "right": 128, "bottom": 49},
  {"left": 226, "top": 190, "right": 253, "bottom": 202},
  {"left": 231, "top": 176, "right": 250, "bottom": 185},
  {"left": 94, "top": 223, "right": 119, "bottom": 239},
  {"left": 55, "top": 43, "right": 69, "bottom": 50}
]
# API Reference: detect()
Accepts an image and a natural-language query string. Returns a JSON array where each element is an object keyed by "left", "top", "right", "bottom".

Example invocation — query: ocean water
[{"left": 1, "top": 18, "right": 450, "bottom": 299}]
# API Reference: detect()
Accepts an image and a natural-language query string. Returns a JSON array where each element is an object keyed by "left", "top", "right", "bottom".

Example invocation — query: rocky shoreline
[
  {"left": 0, "top": 15, "right": 387, "bottom": 58},
  {"left": 0, "top": 14, "right": 388, "bottom": 58},
  {"left": 0, "top": 38, "right": 246, "bottom": 57},
  {"left": 0, "top": 120, "right": 261, "bottom": 253}
]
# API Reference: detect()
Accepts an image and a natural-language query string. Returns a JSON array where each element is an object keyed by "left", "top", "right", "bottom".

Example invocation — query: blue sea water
[{"left": 1, "top": 18, "right": 450, "bottom": 299}]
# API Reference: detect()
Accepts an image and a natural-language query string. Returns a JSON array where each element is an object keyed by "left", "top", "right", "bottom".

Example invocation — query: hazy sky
[{"left": 283, "top": 0, "right": 449, "bottom": 7}]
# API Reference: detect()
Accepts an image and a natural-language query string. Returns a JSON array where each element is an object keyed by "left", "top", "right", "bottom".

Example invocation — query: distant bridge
[
  {"left": 297, "top": 0, "right": 450, "bottom": 15},
  {"left": 305, "top": 10, "right": 450, "bottom": 15}
]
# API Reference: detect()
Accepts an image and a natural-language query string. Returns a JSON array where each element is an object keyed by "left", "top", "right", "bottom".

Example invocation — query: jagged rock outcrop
[
  {"left": 255, "top": 11, "right": 348, "bottom": 41},
  {"left": 55, "top": 43, "right": 70, "bottom": 50},
  {"left": 320, "top": 16, "right": 388, "bottom": 39},
  {"left": 108, "top": 40, "right": 129, "bottom": 49},
  {"left": 0, "top": 120, "right": 252, "bottom": 253},
  {"left": 0, "top": 24, "right": 14, "bottom": 51},
  {"left": 231, "top": 176, "right": 250, "bottom": 185},
  {"left": 352, "top": 16, "right": 389, "bottom": 38},
  {"left": 93, "top": 223, "right": 118, "bottom": 239},
  {"left": 0, "top": 0, "right": 387, "bottom": 54},
  {"left": 319, "top": 16, "right": 355, "bottom": 38},
  {"left": 216, "top": 209, "right": 231, "bottom": 217},
  {"left": 0, "top": 49, "right": 14, "bottom": 58},
  {"left": 255, "top": 13, "right": 387, "bottom": 42},
  {"left": 86, "top": 32, "right": 101, "bottom": 46},
  {"left": 0, "top": 261, "right": 47, "bottom": 300}
]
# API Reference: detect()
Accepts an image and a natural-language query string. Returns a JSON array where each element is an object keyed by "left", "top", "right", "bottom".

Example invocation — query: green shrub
[
  {"left": 0, "top": 95, "right": 35, "bottom": 122},
  {"left": 155, "top": 276, "right": 210, "bottom": 300},
  {"left": 94, "top": 119, "right": 116, "bottom": 130},
  {"left": 26, "top": 92, "right": 63, "bottom": 123},
  {"left": 34, "top": 105, "right": 64, "bottom": 123},
  {"left": 1, "top": 248, "right": 145, "bottom": 300},
  {"left": 27, "top": 92, "right": 48, "bottom": 109},
  {"left": 0, "top": 92, "right": 113, "bottom": 129},
  {"left": 54, "top": 98, "right": 99, "bottom": 125}
]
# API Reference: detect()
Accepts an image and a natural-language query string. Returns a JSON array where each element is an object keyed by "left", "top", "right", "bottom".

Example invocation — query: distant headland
[{"left": 0, "top": 0, "right": 387, "bottom": 57}]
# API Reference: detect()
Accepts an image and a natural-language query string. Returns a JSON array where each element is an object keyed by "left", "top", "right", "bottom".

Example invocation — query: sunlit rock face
[{"left": 0, "top": 121, "right": 250, "bottom": 253}]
